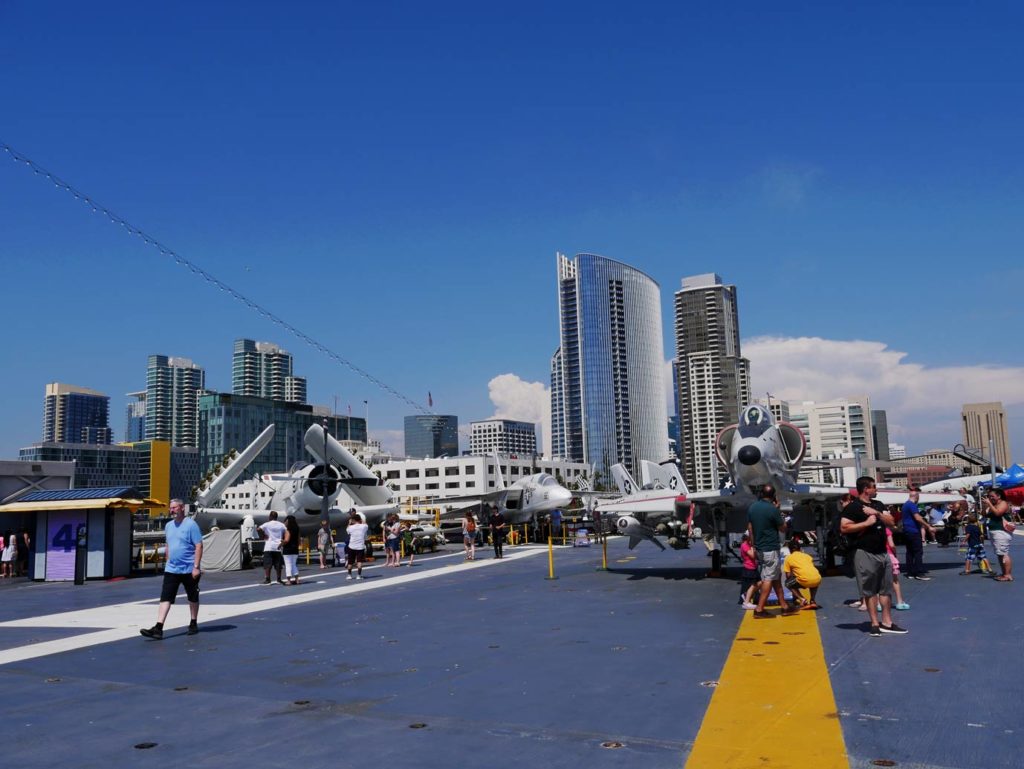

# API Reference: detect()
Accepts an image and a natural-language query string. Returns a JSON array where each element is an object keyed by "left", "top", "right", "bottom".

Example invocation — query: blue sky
[{"left": 2, "top": 1, "right": 1022, "bottom": 460}]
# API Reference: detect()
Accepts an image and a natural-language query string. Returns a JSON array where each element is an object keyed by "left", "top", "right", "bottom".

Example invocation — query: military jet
[
  {"left": 191, "top": 423, "right": 399, "bottom": 536},
  {"left": 606, "top": 404, "right": 962, "bottom": 562}
]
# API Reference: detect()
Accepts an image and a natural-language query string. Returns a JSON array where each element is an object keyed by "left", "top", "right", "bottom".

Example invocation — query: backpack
[{"left": 467, "top": 519, "right": 476, "bottom": 533}]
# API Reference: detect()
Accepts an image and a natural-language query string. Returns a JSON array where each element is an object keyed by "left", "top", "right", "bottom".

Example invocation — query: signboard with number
[{"left": 45, "top": 511, "right": 85, "bottom": 581}]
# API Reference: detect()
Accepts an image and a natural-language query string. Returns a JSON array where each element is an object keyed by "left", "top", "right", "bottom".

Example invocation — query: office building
[
  {"left": 888, "top": 443, "right": 907, "bottom": 460},
  {"left": 962, "top": 402, "right": 1012, "bottom": 469},
  {"left": 404, "top": 415, "right": 458, "bottom": 459},
  {"left": 198, "top": 392, "right": 365, "bottom": 477},
  {"left": 871, "top": 410, "right": 891, "bottom": 462},
  {"left": 146, "top": 355, "right": 205, "bottom": 448},
  {"left": 754, "top": 397, "right": 790, "bottom": 424},
  {"left": 42, "top": 383, "right": 111, "bottom": 445},
  {"left": 551, "top": 253, "right": 668, "bottom": 479},
  {"left": 885, "top": 449, "right": 976, "bottom": 488},
  {"left": 470, "top": 419, "right": 537, "bottom": 456},
  {"left": 232, "top": 339, "right": 307, "bottom": 404},
  {"left": 674, "top": 274, "right": 751, "bottom": 491},
  {"left": 789, "top": 396, "right": 875, "bottom": 482},
  {"left": 18, "top": 440, "right": 199, "bottom": 513},
  {"left": 124, "top": 391, "right": 147, "bottom": 443}
]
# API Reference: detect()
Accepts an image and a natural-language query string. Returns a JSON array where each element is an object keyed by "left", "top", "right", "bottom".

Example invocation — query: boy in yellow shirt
[{"left": 783, "top": 536, "right": 822, "bottom": 610}]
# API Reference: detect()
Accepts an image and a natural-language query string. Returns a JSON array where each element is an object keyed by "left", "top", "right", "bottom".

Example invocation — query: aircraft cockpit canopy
[
  {"left": 737, "top": 405, "right": 773, "bottom": 438},
  {"left": 536, "top": 474, "right": 558, "bottom": 486}
]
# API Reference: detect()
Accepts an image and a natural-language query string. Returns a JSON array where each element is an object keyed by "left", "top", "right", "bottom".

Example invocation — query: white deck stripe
[{"left": 0, "top": 548, "right": 546, "bottom": 667}]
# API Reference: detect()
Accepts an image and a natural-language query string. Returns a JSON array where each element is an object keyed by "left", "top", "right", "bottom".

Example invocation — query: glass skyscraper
[
  {"left": 551, "top": 253, "right": 669, "bottom": 480},
  {"left": 404, "top": 415, "right": 459, "bottom": 459}
]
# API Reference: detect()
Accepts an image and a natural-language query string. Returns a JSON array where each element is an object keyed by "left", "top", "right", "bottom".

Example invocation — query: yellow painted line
[{"left": 684, "top": 610, "right": 848, "bottom": 768}]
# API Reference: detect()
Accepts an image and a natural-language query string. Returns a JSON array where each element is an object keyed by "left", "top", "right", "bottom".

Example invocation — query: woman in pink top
[
  {"left": 739, "top": 533, "right": 758, "bottom": 609},
  {"left": 885, "top": 527, "right": 910, "bottom": 610}
]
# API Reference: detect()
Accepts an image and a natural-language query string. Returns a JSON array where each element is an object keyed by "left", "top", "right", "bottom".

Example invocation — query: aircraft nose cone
[
  {"left": 554, "top": 486, "right": 572, "bottom": 505},
  {"left": 737, "top": 445, "right": 761, "bottom": 466}
]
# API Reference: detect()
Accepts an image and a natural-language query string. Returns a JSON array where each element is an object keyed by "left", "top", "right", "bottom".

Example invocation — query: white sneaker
[
  {"left": 346, "top": 574, "right": 353, "bottom": 581},
  {"left": 356, "top": 575, "right": 364, "bottom": 580},
  {"left": 741, "top": 602, "right": 757, "bottom": 610}
]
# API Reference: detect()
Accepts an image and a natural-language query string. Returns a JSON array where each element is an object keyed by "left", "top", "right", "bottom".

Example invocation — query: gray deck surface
[{"left": 0, "top": 535, "right": 1020, "bottom": 768}]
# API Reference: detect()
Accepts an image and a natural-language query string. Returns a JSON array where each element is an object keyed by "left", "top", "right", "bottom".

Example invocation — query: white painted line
[{"left": 0, "top": 548, "right": 546, "bottom": 667}]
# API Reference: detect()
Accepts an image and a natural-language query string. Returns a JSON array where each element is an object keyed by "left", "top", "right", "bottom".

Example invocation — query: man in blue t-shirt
[
  {"left": 141, "top": 499, "right": 203, "bottom": 640},
  {"left": 901, "top": 487, "right": 935, "bottom": 580},
  {"left": 747, "top": 484, "right": 799, "bottom": 618}
]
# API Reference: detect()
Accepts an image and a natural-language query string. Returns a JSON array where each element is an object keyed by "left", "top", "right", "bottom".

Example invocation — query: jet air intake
[{"left": 737, "top": 445, "right": 761, "bottom": 466}]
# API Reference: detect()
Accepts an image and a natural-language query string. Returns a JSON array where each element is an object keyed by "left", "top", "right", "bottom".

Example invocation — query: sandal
[{"left": 994, "top": 576, "right": 1014, "bottom": 582}]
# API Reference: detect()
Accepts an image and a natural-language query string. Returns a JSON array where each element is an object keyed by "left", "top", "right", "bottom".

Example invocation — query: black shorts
[
  {"left": 346, "top": 548, "right": 365, "bottom": 565},
  {"left": 160, "top": 571, "right": 200, "bottom": 604},
  {"left": 264, "top": 550, "right": 283, "bottom": 568}
]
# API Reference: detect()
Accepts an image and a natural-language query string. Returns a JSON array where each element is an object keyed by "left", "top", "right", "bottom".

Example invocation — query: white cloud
[
  {"left": 370, "top": 429, "right": 404, "bottom": 456},
  {"left": 487, "top": 373, "right": 551, "bottom": 456},
  {"left": 744, "top": 336, "right": 1024, "bottom": 451}
]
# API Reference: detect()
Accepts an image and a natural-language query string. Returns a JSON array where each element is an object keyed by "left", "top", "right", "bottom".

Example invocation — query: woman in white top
[
  {"left": 1, "top": 531, "right": 16, "bottom": 578},
  {"left": 385, "top": 514, "right": 402, "bottom": 567}
]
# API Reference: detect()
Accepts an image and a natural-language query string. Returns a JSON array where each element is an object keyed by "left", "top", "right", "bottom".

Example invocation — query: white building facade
[
  {"left": 788, "top": 395, "right": 875, "bottom": 483},
  {"left": 371, "top": 455, "right": 591, "bottom": 505},
  {"left": 470, "top": 419, "right": 537, "bottom": 456}
]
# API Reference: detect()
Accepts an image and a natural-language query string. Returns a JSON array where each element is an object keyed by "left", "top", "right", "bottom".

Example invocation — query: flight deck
[{"left": 0, "top": 536, "right": 1020, "bottom": 769}]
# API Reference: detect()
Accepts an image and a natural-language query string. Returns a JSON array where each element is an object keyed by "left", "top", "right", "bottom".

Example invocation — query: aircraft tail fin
[
  {"left": 610, "top": 464, "right": 637, "bottom": 495},
  {"left": 640, "top": 460, "right": 689, "bottom": 495}
]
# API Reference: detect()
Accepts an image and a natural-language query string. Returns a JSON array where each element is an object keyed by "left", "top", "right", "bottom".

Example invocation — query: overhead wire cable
[{"left": 1, "top": 141, "right": 430, "bottom": 416}]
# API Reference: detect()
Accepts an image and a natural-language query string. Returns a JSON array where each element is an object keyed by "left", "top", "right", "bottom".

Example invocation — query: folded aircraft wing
[{"left": 420, "top": 490, "right": 506, "bottom": 505}]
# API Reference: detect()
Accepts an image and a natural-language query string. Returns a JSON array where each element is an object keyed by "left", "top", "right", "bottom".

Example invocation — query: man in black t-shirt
[
  {"left": 489, "top": 507, "right": 507, "bottom": 559},
  {"left": 841, "top": 477, "right": 908, "bottom": 637}
]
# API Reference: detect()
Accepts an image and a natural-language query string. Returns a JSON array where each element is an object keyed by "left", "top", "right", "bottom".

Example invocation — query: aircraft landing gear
[{"left": 707, "top": 547, "right": 724, "bottom": 578}]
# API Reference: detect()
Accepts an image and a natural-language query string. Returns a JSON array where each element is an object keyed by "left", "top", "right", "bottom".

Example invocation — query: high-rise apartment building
[
  {"left": 404, "top": 415, "right": 459, "bottom": 459},
  {"left": 888, "top": 442, "right": 907, "bottom": 460},
  {"left": 42, "top": 383, "right": 112, "bottom": 445},
  {"left": 124, "top": 390, "right": 147, "bottom": 443},
  {"left": 961, "top": 402, "right": 1012, "bottom": 469},
  {"left": 550, "top": 253, "right": 668, "bottom": 479},
  {"left": 146, "top": 355, "right": 205, "bottom": 448},
  {"left": 470, "top": 419, "right": 537, "bottom": 456},
  {"left": 674, "top": 274, "right": 751, "bottom": 491},
  {"left": 232, "top": 339, "right": 307, "bottom": 404}
]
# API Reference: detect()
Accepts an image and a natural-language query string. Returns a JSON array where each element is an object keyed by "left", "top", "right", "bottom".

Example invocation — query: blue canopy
[{"left": 979, "top": 463, "right": 1024, "bottom": 489}]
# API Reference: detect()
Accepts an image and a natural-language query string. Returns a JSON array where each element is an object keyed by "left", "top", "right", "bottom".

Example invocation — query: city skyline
[{"left": 2, "top": 3, "right": 1022, "bottom": 461}]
